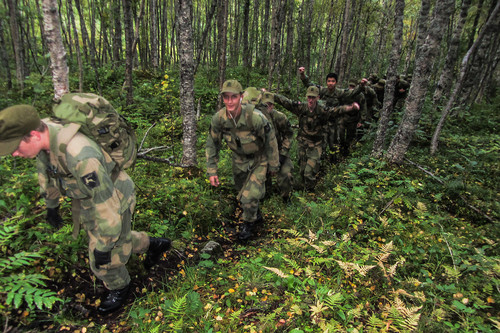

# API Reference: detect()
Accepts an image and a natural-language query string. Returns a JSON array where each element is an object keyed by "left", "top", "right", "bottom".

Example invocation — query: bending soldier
[
  {"left": 0, "top": 103, "right": 172, "bottom": 314},
  {"left": 206, "top": 80, "right": 279, "bottom": 241}
]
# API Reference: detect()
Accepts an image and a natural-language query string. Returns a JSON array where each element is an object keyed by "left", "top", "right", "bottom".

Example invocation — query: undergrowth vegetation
[{"left": 0, "top": 67, "right": 498, "bottom": 332}]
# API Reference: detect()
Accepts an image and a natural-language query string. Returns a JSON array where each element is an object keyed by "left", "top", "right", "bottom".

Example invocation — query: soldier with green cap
[
  {"left": 206, "top": 80, "right": 280, "bottom": 241},
  {"left": 274, "top": 86, "right": 359, "bottom": 191},
  {"left": 258, "top": 92, "right": 294, "bottom": 203},
  {"left": 0, "top": 102, "right": 172, "bottom": 314},
  {"left": 242, "top": 87, "right": 262, "bottom": 104}
]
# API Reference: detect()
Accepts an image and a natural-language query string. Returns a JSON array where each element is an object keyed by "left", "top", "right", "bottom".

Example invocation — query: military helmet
[
  {"left": 306, "top": 86, "right": 319, "bottom": 97},
  {"left": 221, "top": 80, "right": 243, "bottom": 94},
  {"left": 0, "top": 105, "right": 41, "bottom": 156},
  {"left": 242, "top": 87, "right": 261, "bottom": 104},
  {"left": 261, "top": 92, "right": 275, "bottom": 105}
]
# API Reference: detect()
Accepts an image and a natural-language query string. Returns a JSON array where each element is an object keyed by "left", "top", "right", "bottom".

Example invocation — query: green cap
[
  {"left": 348, "top": 79, "right": 357, "bottom": 87},
  {"left": 242, "top": 87, "right": 261, "bottom": 104},
  {"left": 0, "top": 105, "right": 41, "bottom": 156},
  {"left": 261, "top": 92, "right": 275, "bottom": 105},
  {"left": 221, "top": 80, "right": 243, "bottom": 94},
  {"left": 306, "top": 86, "right": 319, "bottom": 97}
]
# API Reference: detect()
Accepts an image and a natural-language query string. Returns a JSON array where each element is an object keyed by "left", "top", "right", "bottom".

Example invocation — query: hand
[
  {"left": 209, "top": 175, "right": 220, "bottom": 187},
  {"left": 352, "top": 102, "right": 360, "bottom": 110},
  {"left": 360, "top": 78, "right": 368, "bottom": 86},
  {"left": 94, "top": 249, "right": 111, "bottom": 269},
  {"left": 46, "top": 206, "right": 63, "bottom": 229}
]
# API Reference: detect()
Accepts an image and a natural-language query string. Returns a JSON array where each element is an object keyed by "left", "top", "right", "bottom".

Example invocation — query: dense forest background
[{"left": 0, "top": 0, "right": 499, "bottom": 332}]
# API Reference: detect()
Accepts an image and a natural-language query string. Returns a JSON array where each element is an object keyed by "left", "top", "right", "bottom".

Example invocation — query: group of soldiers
[{"left": 205, "top": 67, "right": 412, "bottom": 242}]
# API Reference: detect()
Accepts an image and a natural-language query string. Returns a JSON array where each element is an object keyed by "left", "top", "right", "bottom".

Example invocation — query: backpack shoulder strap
[{"left": 245, "top": 104, "right": 255, "bottom": 132}]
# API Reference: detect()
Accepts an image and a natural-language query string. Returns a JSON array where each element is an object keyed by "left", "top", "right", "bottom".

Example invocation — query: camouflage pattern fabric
[
  {"left": 37, "top": 119, "right": 149, "bottom": 290},
  {"left": 258, "top": 104, "right": 294, "bottom": 199},
  {"left": 274, "top": 94, "right": 344, "bottom": 189},
  {"left": 300, "top": 75, "right": 364, "bottom": 158},
  {"left": 206, "top": 104, "right": 279, "bottom": 222}
]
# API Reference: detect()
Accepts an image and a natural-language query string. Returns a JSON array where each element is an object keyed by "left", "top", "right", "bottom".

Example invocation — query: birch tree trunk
[
  {"left": 430, "top": 1, "right": 500, "bottom": 155},
  {"left": 372, "top": 0, "right": 405, "bottom": 158},
  {"left": 42, "top": 0, "right": 69, "bottom": 100},
  {"left": 385, "top": 0, "right": 455, "bottom": 164},
  {"left": 74, "top": 0, "right": 89, "bottom": 62},
  {"left": 112, "top": 0, "right": 122, "bottom": 63},
  {"left": 267, "top": 0, "right": 283, "bottom": 89},
  {"left": 177, "top": 0, "right": 196, "bottom": 166},
  {"left": 336, "top": 0, "right": 351, "bottom": 84},
  {"left": 432, "top": 0, "right": 471, "bottom": 106}
]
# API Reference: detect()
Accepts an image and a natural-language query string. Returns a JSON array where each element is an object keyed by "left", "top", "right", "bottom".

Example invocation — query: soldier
[
  {"left": 206, "top": 80, "right": 279, "bottom": 241},
  {"left": 242, "top": 87, "right": 262, "bottom": 104},
  {"left": 373, "top": 79, "right": 386, "bottom": 106},
  {"left": 274, "top": 86, "right": 359, "bottom": 191},
  {"left": 394, "top": 76, "right": 410, "bottom": 110},
  {"left": 0, "top": 104, "right": 172, "bottom": 314},
  {"left": 339, "top": 80, "right": 365, "bottom": 156},
  {"left": 258, "top": 92, "right": 294, "bottom": 203},
  {"left": 298, "top": 67, "right": 365, "bottom": 163}
]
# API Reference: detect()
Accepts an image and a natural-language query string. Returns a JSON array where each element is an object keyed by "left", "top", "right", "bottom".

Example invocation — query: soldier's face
[
  {"left": 11, "top": 135, "right": 42, "bottom": 159},
  {"left": 222, "top": 93, "right": 242, "bottom": 113},
  {"left": 307, "top": 96, "right": 318, "bottom": 109},
  {"left": 326, "top": 77, "right": 337, "bottom": 89}
]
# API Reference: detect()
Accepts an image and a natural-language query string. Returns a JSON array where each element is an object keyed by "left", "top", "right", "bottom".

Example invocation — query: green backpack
[{"left": 52, "top": 93, "right": 137, "bottom": 169}]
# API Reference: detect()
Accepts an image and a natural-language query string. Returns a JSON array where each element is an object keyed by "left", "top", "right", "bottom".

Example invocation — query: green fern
[
  {"left": 166, "top": 294, "right": 188, "bottom": 317},
  {"left": 324, "top": 292, "right": 344, "bottom": 310}
]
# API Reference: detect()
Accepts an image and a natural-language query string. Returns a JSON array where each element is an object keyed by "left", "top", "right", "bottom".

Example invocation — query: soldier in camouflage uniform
[
  {"left": 258, "top": 92, "right": 294, "bottom": 203},
  {"left": 206, "top": 80, "right": 279, "bottom": 241},
  {"left": 298, "top": 67, "right": 366, "bottom": 163},
  {"left": 274, "top": 86, "right": 359, "bottom": 191},
  {"left": 0, "top": 103, "right": 171, "bottom": 314},
  {"left": 242, "top": 87, "right": 262, "bottom": 104},
  {"left": 394, "top": 76, "right": 410, "bottom": 110}
]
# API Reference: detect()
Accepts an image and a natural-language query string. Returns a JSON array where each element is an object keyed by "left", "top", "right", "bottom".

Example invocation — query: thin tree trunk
[
  {"left": 432, "top": 0, "right": 471, "bottom": 106},
  {"left": 68, "top": 0, "right": 83, "bottom": 91},
  {"left": 112, "top": 0, "right": 122, "bottom": 63},
  {"left": 430, "top": 1, "right": 500, "bottom": 155},
  {"left": 372, "top": 0, "right": 405, "bottom": 157},
  {"left": 336, "top": 0, "right": 352, "bottom": 84},
  {"left": 0, "top": 18, "right": 13, "bottom": 89},
  {"left": 42, "top": 0, "right": 69, "bottom": 100},
  {"left": 267, "top": 0, "right": 283, "bottom": 89},
  {"left": 194, "top": 0, "right": 217, "bottom": 74},
  {"left": 241, "top": 0, "right": 250, "bottom": 69},
  {"left": 8, "top": 0, "right": 24, "bottom": 90},
  {"left": 122, "top": 0, "right": 134, "bottom": 105},
  {"left": 177, "top": 0, "right": 197, "bottom": 166},
  {"left": 150, "top": 0, "right": 159, "bottom": 72},
  {"left": 132, "top": 0, "right": 147, "bottom": 66},
  {"left": 74, "top": 0, "right": 89, "bottom": 63},
  {"left": 385, "top": 0, "right": 455, "bottom": 164},
  {"left": 217, "top": 0, "right": 228, "bottom": 110}
]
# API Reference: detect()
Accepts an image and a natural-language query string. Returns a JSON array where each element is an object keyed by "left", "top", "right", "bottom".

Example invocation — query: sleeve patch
[{"left": 81, "top": 171, "right": 100, "bottom": 189}]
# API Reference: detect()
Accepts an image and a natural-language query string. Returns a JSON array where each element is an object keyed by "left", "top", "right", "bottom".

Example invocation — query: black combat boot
[
  {"left": 144, "top": 237, "right": 172, "bottom": 269},
  {"left": 98, "top": 284, "right": 130, "bottom": 314},
  {"left": 238, "top": 222, "right": 255, "bottom": 242}
]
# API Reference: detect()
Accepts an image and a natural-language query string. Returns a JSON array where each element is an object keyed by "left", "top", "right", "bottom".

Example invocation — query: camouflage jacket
[
  {"left": 301, "top": 75, "right": 364, "bottom": 109},
  {"left": 256, "top": 103, "right": 293, "bottom": 157},
  {"left": 37, "top": 119, "right": 135, "bottom": 252},
  {"left": 205, "top": 104, "right": 280, "bottom": 177},
  {"left": 274, "top": 94, "right": 346, "bottom": 143}
]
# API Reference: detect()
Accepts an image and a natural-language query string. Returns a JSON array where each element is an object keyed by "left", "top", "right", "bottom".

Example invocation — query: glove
[
  {"left": 94, "top": 249, "right": 111, "bottom": 269},
  {"left": 46, "top": 206, "right": 64, "bottom": 229}
]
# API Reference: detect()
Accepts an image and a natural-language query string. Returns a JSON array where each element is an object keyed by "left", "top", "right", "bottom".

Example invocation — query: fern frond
[
  {"left": 166, "top": 294, "right": 187, "bottom": 316},
  {"left": 366, "top": 314, "right": 385, "bottom": 329},
  {"left": 310, "top": 244, "right": 325, "bottom": 254},
  {"left": 335, "top": 260, "right": 355, "bottom": 277},
  {"left": 380, "top": 241, "right": 394, "bottom": 253},
  {"left": 324, "top": 292, "right": 343, "bottom": 310},
  {"left": 282, "top": 229, "right": 303, "bottom": 238},
  {"left": 308, "top": 230, "right": 317, "bottom": 241},
  {"left": 354, "top": 263, "right": 376, "bottom": 276},
  {"left": 341, "top": 233, "right": 351, "bottom": 242},
  {"left": 375, "top": 252, "right": 391, "bottom": 263},
  {"left": 263, "top": 266, "right": 289, "bottom": 278},
  {"left": 321, "top": 240, "right": 337, "bottom": 247},
  {"left": 401, "top": 313, "right": 421, "bottom": 331},
  {"left": 282, "top": 257, "right": 301, "bottom": 271},
  {"left": 286, "top": 238, "right": 304, "bottom": 248}
]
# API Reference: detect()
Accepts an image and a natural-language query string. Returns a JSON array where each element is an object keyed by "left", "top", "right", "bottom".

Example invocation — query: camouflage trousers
[
  {"left": 73, "top": 177, "right": 150, "bottom": 291},
  {"left": 297, "top": 138, "right": 323, "bottom": 191},
  {"left": 233, "top": 158, "right": 268, "bottom": 223},
  {"left": 338, "top": 120, "right": 357, "bottom": 156},
  {"left": 326, "top": 121, "right": 341, "bottom": 160},
  {"left": 266, "top": 155, "right": 293, "bottom": 199}
]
